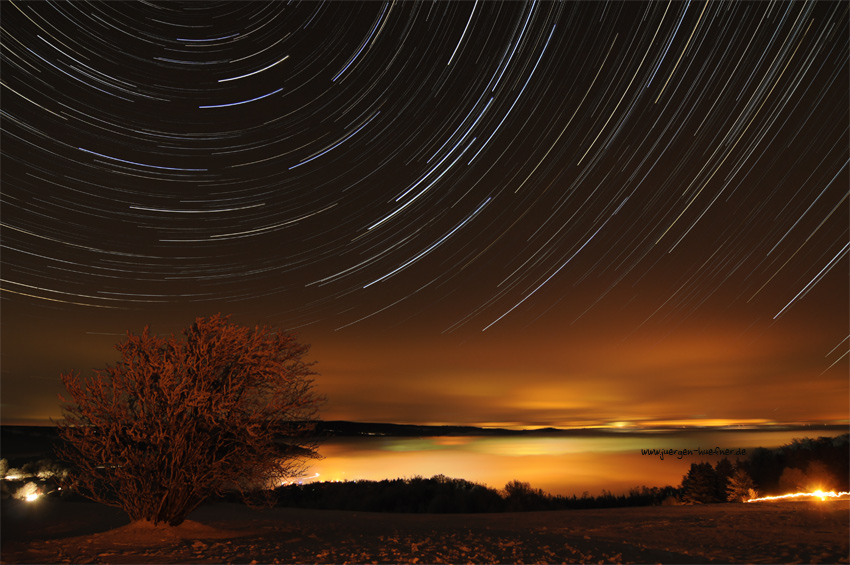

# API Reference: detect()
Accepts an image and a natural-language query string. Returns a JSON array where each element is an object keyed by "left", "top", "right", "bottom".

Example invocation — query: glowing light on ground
[
  {"left": 14, "top": 482, "right": 41, "bottom": 502},
  {"left": 746, "top": 490, "right": 850, "bottom": 503}
]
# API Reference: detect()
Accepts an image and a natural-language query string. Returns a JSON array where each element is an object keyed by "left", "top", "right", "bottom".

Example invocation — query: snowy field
[{"left": 2, "top": 497, "right": 847, "bottom": 563}]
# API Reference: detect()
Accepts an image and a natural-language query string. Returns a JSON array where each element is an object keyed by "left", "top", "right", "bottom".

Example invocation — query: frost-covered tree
[
  {"left": 778, "top": 460, "right": 838, "bottom": 493},
  {"left": 56, "top": 314, "right": 323, "bottom": 526},
  {"left": 726, "top": 467, "right": 756, "bottom": 502},
  {"left": 778, "top": 466, "right": 808, "bottom": 493}
]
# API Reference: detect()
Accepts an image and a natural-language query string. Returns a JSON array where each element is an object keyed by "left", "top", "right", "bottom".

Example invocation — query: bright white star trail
[{"left": 1, "top": 1, "right": 847, "bottom": 428}]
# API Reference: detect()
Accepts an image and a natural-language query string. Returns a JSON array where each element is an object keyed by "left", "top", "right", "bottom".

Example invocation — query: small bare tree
[{"left": 56, "top": 314, "right": 323, "bottom": 526}]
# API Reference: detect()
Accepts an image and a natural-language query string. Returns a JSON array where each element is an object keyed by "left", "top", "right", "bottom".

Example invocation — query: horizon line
[{"left": 3, "top": 418, "right": 848, "bottom": 433}]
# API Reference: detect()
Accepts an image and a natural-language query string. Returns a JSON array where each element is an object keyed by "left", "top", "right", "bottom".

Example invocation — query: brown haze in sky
[{"left": 1, "top": 2, "right": 847, "bottom": 429}]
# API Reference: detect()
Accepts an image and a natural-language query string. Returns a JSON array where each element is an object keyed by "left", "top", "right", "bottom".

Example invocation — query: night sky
[{"left": 1, "top": 1, "right": 847, "bottom": 429}]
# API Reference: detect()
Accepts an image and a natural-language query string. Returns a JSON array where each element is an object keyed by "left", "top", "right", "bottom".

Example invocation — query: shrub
[{"left": 56, "top": 314, "right": 323, "bottom": 526}]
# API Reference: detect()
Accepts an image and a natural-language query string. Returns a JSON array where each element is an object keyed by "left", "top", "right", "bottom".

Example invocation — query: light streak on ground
[
  {"left": 278, "top": 472, "right": 321, "bottom": 488},
  {"left": 746, "top": 490, "right": 850, "bottom": 503}
]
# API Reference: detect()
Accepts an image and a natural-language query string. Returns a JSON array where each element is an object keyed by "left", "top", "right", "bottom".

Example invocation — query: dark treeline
[
  {"left": 679, "top": 434, "right": 849, "bottom": 503},
  {"left": 271, "top": 475, "right": 680, "bottom": 513},
  {"left": 746, "top": 434, "right": 849, "bottom": 493}
]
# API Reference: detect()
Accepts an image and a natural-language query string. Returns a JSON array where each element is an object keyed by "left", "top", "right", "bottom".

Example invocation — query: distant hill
[
  {"left": 313, "top": 421, "right": 547, "bottom": 437},
  {"left": 3, "top": 421, "right": 847, "bottom": 461},
  {"left": 0, "top": 421, "right": 554, "bottom": 460},
  {"left": 1, "top": 425, "right": 60, "bottom": 461}
]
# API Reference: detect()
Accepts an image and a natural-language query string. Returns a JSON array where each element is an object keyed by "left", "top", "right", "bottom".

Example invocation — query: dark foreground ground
[{"left": 1, "top": 498, "right": 847, "bottom": 564}]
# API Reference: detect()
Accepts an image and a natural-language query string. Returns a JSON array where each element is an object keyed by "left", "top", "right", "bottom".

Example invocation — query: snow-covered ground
[{"left": 2, "top": 498, "right": 847, "bottom": 563}]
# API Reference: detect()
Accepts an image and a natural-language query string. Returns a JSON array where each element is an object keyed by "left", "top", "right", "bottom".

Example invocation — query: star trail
[{"left": 1, "top": 1, "right": 847, "bottom": 428}]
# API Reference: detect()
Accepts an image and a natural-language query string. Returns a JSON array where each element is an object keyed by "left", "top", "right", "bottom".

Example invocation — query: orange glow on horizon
[
  {"left": 309, "top": 429, "right": 849, "bottom": 498},
  {"left": 376, "top": 418, "right": 846, "bottom": 431}
]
